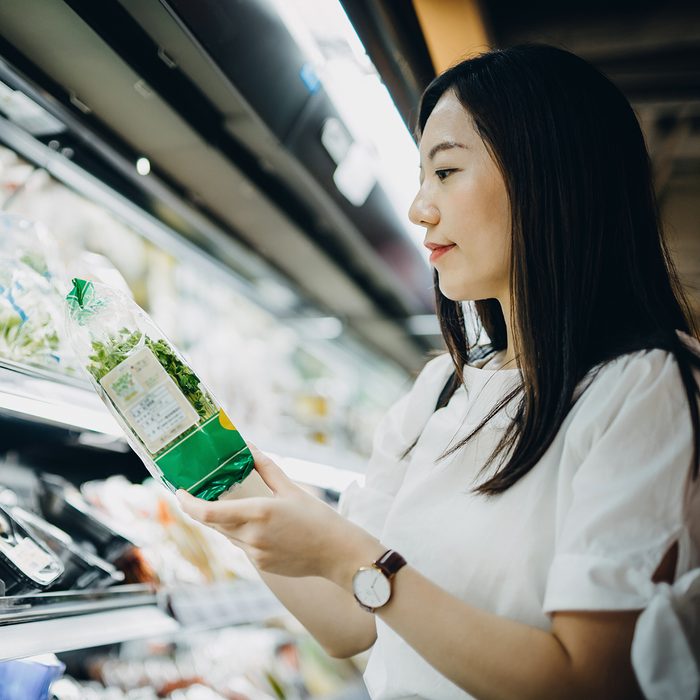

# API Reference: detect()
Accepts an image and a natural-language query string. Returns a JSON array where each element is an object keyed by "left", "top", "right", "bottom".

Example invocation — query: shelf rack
[
  {"left": 0, "top": 359, "right": 365, "bottom": 492},
  {"left": 0, "top": 580, "right": 286, "bottom": 661}
]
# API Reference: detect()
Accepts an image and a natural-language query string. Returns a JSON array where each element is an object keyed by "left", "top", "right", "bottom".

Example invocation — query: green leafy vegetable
[
  {"left": 87, "top": 328, "right": 216, "bottom": 421},
  {"left": 144, "top": 336, "right": 216, "bottom": 420}
]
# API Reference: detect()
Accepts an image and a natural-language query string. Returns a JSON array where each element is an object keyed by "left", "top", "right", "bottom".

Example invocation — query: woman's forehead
[{"left": 420, "top": 93, "right": 476, "bottom": 153}]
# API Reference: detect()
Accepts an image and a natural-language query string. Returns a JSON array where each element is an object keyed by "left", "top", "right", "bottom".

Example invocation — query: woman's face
[{"left": 409, "top": 90, "right": 511, "bottom": 302}]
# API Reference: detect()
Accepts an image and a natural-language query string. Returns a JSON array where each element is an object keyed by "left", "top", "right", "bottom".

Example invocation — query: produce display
[
  {"left": 65, "top": 278, "right": 254, "bottom": 501},
  {"left": 0, "top": 213, "right": 78, "bottom": 374}
]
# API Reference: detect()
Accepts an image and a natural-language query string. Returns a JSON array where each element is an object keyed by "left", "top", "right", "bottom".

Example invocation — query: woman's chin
[{"left": 437, "top": 282, "right": 480, "bottom": 302}]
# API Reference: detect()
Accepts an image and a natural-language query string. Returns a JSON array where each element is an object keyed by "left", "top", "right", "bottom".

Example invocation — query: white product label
[
  {"left": 0, "top": 537, "right": 56, "bottom": 582},
  {"left": 100, "top": 345, "right": 199, "bottom": 454}
]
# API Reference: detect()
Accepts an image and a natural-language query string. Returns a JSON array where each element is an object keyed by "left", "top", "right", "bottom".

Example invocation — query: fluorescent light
[{"left": 270, "top": 0, "right": 430, "bottom": 264}]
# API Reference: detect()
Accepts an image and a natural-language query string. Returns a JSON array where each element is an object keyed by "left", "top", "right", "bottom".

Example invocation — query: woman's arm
[
  {"left": 178, "top": 450, "right": 643, "bottom": 700},
  {"left": 202, "top": 457, "right": 377, "bottom": 658},
  {"left": 257, "top": 571, "right": 376, "bottom": 658},
  {"left": 331, "top": 545, "right": 643, "bottom": 700}
]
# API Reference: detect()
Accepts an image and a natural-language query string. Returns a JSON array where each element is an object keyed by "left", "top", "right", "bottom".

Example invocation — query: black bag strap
[{"left": 434, "top": 345, "right": 497, "bottom": 411}]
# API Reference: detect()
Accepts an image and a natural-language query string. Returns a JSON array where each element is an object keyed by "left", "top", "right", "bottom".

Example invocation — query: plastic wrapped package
[
  {"left": 65, "top": 279, "right": 254, "bottom": 501},
  {"left": 38, "top": 474, "right": 134, "bottom": 561},
  {"left": 0, "top": 257, "right": 63, "bottom": 368},
  {"left": 0, "top": 212, "right": 64, "bottom": 283},
  {"left": 0, "top": 503, "right": 63, "bottom": 595},
  {"left": 8, "top": 505, "right": 125, "bottom": 590},
  {"left": 0, "top": 213, "right": 80, "bottom": 374},
  {"left": 80, "top": 476, "right": 257, "bottom": 585}
]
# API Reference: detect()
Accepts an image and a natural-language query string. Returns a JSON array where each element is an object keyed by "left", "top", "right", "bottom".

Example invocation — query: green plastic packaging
[{"left": 65, "top": 278, "right": 254, "bottom": 500}]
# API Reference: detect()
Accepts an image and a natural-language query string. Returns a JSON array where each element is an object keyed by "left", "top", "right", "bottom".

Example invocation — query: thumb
[{"left": 247, "top": 443, "right": 295, "bottom": 495}]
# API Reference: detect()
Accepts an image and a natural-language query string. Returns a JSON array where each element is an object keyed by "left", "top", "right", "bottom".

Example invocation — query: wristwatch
[{"left": 352, "top": 549, "right": 407, "bottom": 613}]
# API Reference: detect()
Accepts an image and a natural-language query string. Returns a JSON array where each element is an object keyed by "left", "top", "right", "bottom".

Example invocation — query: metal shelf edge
[{"left": 0, "top": 606, "right": 179, "bottom": 661}]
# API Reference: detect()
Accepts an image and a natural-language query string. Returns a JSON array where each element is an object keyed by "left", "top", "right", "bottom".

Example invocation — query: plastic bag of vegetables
[
  {"left": 0, "top": 256, "right": 62, "bottom": 368},
  {"left": 65, "top": 278, "right": 255, "bottom": 500},
  {"left": 0, "top": 214, "right": 81, "bottom": 375}
]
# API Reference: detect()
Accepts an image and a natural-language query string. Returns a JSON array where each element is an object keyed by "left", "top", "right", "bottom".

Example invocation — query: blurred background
[
  {"left": 0, "top": 0, "right": 698, "bottom": 460},
  {"left": 0, "top": 2, "right": 698, "bottom": 698}
]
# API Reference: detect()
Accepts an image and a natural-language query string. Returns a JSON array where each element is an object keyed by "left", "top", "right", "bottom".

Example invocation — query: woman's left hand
[{"left": 176, "top": 446, "right": 379, "bottom": 584}]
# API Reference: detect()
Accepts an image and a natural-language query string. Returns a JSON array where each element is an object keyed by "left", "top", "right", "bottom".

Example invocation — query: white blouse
[{"left": 339, "top": 340, "right": 700, "bottom": 700}]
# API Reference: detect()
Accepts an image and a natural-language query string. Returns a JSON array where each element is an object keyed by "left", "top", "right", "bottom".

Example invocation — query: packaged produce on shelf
[
  {"left": 0, "top": 212, "right": 64, "bottom": 286},
  {"left": 50, "top": 626, "right": 363, "bottom": 700},
  {"left": 0, "top": 257, "right": 62, "bottom": 369},
  {"left": 81, "top": 475, "right": 256, "bottom": 585},
  {"left": 7, "top": 503, "right": 125, "bottom": 590},
  {"left": 0, "top": 503, "right": 64, "bottom": 594},
  {"left": 0, "top": 213, "right": 80, "bottom": 375},
  {"left": 0, "top": 475, "right": 153, "bottom": 593},
  {"left": 37, "top": 474, "right": 139, "bottom": 565},
  {"left": 65, "top": 278, "right": 255, "bottom": 501}
]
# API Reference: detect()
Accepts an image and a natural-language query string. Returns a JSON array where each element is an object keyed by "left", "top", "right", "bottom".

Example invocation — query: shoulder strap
[{"left": 434, "top": 345, "right": 497, "bottom": 411}]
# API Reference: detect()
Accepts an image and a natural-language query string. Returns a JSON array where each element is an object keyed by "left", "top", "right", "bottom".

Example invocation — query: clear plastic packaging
[
  {"left": 0, "top": 504, "right": 64, "bottom": 594},
  {"left": 0, "top": 256, "right": 63, "bottom": 368},
  {"left": 65, "top": 278, "right": 255, "bottom": 501},
  {"left": 0, "top": 213, "right": 79, "bottom": 374}
]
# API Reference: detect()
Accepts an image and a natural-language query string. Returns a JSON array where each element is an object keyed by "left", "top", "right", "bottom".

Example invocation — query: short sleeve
[
  {"left": 338, "top": 354, "right": 453, "bottom": 538},
  {"left": 543, "top": 349, "right": 696, "bottom": 613}
]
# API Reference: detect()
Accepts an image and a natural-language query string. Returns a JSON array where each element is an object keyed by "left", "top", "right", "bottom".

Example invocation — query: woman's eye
[{"left": 435, "top": 169, "right": 456, "bottom": 182}]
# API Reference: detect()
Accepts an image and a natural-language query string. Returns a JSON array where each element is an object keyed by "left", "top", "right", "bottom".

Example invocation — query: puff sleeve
[{"left": 543, "top": 349, "right": 697, "bottom": 613}]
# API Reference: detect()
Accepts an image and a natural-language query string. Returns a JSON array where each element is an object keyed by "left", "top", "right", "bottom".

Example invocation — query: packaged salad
[
  {"left": 65, "top": 278, "right": 255, "bottom": 501},
  {"left": 0, "top": 214, "right": 80, "bottom": 374}
]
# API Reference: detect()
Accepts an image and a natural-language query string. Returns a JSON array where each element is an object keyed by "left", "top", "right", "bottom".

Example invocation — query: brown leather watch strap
[{"left": 374, "top": 550, "right": 407, "bottom": 579}]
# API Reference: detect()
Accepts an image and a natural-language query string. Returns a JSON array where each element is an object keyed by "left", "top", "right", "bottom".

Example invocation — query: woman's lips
[{"left": 428, "top": 244, "right": 456, "bottom": 263}]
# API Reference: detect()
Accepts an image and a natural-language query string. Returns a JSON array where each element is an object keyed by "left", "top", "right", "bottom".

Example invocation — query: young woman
[{"left": 177, "top": 45, "right": 700, "bottom": 700}]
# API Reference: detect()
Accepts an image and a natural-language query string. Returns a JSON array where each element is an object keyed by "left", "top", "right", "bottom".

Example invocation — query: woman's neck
[
  {"left": 497, "top": 296, "right": 519, "bottom": 369},
  {"left": 484, "top": 348, "right": 518, "bottom": 370}
]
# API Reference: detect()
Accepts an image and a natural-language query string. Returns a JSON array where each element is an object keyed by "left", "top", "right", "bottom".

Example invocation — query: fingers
[
  {"left": 247, "top": 443, "right": 294, "bottom": 496},
  {"left": 176, "top": 489, "right": 265, "bottom": 529}
]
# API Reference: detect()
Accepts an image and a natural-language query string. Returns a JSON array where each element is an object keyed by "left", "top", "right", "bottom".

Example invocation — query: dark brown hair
[{"left": 416, "top": 45, "right": 700, "bottom": 494}]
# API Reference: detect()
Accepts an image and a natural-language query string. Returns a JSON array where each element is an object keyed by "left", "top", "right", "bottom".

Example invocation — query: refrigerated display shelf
[
  {"left": 0, "top": 358, "right": 122, "bottom": 436},
  {"left": 0, "top": 579, "right": 287, "bottom": 662},
  {"left": 0, "top": 585, "right": 159, "bottom": 625},
  {"left": 0, "top": 605, "right": 179, "bottom": 662},
  {"left": 0, "top": 359, "right": 366, "bottom": 491}
]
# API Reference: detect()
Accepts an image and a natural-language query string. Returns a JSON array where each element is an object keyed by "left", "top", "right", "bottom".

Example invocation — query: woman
[{"left": 177, "top": 45, "right": 700, "bottom": 699}]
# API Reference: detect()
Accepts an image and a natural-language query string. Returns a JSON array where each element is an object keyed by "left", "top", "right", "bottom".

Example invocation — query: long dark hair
[{"left": 415, "top": 44, "right": 700, "bottom": 494}]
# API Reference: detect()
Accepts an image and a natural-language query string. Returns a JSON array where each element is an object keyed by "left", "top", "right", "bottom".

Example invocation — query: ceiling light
[{"left": 136, "top": 157, "right": 150, "bottom": 176}]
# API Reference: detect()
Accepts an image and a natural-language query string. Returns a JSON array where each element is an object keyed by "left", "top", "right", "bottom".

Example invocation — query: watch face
[{"left": 353, "top": 566, "right": 391, "bottom": 609}]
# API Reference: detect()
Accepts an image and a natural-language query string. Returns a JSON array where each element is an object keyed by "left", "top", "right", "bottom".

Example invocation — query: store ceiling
[
  {"left": 0, "top": 0, "right": 698, "bottom": 371},
  {"left": 0, "top": 0, "right": 436, "bottom": 373}
]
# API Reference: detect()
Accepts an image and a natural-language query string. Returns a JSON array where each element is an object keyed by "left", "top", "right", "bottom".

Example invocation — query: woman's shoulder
[
  {"left": 570, "top": 331, "right": 700, "bottom": 443},
  {"left": 581, "top": 331, "right": 699, "bottom": 397},
  {"left": 408, "top": 353, "right": 456, "bottom": 402}
]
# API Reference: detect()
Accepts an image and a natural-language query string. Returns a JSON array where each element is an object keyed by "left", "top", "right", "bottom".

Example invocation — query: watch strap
[{"left": 373, "top": 549, "right": 407, "bottom": 579}]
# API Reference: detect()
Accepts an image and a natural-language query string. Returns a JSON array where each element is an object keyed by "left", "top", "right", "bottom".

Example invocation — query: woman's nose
[{"left": 408, "top": 190, "right": 439, "bottom": 227}]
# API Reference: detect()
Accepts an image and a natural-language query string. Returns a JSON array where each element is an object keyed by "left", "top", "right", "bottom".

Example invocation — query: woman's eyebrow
[{"left": 428, "top": 141, "right": 469, "bottom": 160}]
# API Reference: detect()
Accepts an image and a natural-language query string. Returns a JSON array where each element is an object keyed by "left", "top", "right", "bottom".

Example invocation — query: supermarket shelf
[
  {"left": 0, "top": 585, "right": 160, "bottom": 625},
  {"left": 167, "top": 579, "right": 286, "bottom": 630},
  {"left": 0, "top": 360, "right": 366, "bottom": 490},
  {"left": 0, "top": 580, "right": 287, "bottom": 661},
  {"left": 0, "top": 359, "right": 122, "bottom": 436},
  {"left": 0, "top": 606, "right": 179, "bottom": 661}
]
